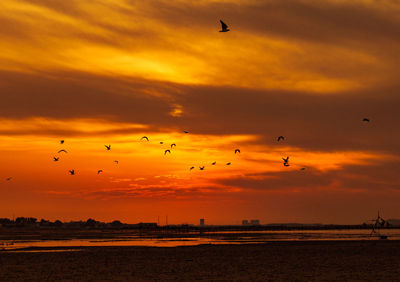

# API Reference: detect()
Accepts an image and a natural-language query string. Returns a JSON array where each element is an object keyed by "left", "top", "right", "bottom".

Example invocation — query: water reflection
[{"left": 2, "top": 229, "right": 400, "bottom": 252}]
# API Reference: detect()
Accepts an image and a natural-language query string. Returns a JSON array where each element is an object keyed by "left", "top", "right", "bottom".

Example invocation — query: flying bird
[
  {"left": 190, "top": 166, "right": 195, "bottom": 171},
  {"left": 105, "top": 145, "right": 111, "bottom": 150},
  {"left": 277, "top": 136, "right": 285, "bottom": 142},
  {"left": 69, "top": 170, "right": 75, "bottom": 175},
  {"left": 114, "top": 160, "right": 119, "bottom": 164},
  {"left": 212, "top": 161, "right": 216, "bottom": 165},
  {"left": 171, "top": 143, "right": 176, "bottom": 148},
  {"left": 160, "top": 142, "right": 164, "bottom": 144},
  {"left": 164, "top": 150, "right": 171, "bottom": 155},
  {"left": 183, "top": 130, "right": 189, "bottom": 134},
  {"left": 141, "top": 136, "right": 149, "bottom": 141},
  {"left": 97, "top": 170, "right": 103, "bottom": 174},
  {"left": 6, "top": 177, "right": 12, "bottom": 181},
  {"left": 226, "top": 162, "right": 231, "bottom": 165},
  {"left": 234, "top": 149, "right": 240, "bottom": 154},
  {"left": 53, "top": 157, "right": 59, "bottom": 162},
  {"left": 199, "top": 166, "right": 205, "bottom": 170},
  {"left": 363, "top": 118, "right": 370, "bottom": 122},
  {"left": 60, "top": 140, "right": 64, "bottom": 144},
  {"left": 219, "top": 20, "right": 230, "bottom": 32},
  {"left": 58, "top": 149, "right": 67, "bottom": 153},
  {"left": 300, "top": 167, "right": 306, "bottom": 171},
  {"left": 282, "top": 156, "right": 290, "bottom": 167}
]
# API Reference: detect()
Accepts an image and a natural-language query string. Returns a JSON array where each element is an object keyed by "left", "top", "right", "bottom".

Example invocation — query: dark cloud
[
  {"left": 1, "top": 69, "right": 400, "bottom": 154},
  {"left": 82, "top": 185, "right": 227, "bottom": 199},
  {"left": 217, "top": 160, "right": 400, "bottom": 192}
]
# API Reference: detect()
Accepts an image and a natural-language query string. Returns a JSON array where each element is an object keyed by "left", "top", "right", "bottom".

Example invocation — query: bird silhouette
[
  {"left": 199, "top": 166, "right": 205, "bottom": 170},
  {"left": 219, "top": 20, "right": 230, "bottom": 32},
  {"left": 114, "top": 160, "right": 119, "bottom": 164},
  {"left": 282, "top": 156, "right": 290, "bottom": 166},
  {"left": 277, "top": 136, "right": 285, "bottom": 142},
  {"left": 105, "top": 145, "right": 111, "bottom": 150},
  {"left": 60, "top": 140, "right": 64, "bottom": 144},
  {"left": 183, "top": 130, "right": 189, "bottom": 134},
  {"left": 141, "top": 136, "right": 149, "bottom": 141},
  {"left": 58, "top": 149, "right": 67, "bottom": 153},
  {"left": 97, "top": 170, "right": 103, "bottom": 174},
  {"left": 300, "top": 167, "right": 306, "bottom": 171},
  {"left": 363, "top": 118, "right": 370, "bottom": 122},
  {"left": 234, "top": 149, "right": 240, "bottom": 154},
  {"left": 160, "top": 142, "right": 164, "bottom": 144},
  {"left": 69, "top": 170, "right": 75, "bottom": 175},
  {"left": 6, "top": 177, "right": 12, "bottom": 181},
  {"left": 171, "top": 143, "right": 176, "bottom": 148},
  {"left": 226, "top": 162, "right": 231, "bottom": 165},
  {"left": 164, "top": 150, "right": 171, "bottom": 155},
  {"left": 190, "top": 166, "right": 195, "bottom": 170},
  {"left": 212, "top": 161, "right": 216, "bottom": 165},
  {"left": 53, "top": 157, "right": 59, "bottom": 162}
]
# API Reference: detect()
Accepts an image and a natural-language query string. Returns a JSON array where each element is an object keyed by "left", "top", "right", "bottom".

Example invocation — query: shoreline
[{"left": 1, "top": 241, "right": 400, "bottom": 280}]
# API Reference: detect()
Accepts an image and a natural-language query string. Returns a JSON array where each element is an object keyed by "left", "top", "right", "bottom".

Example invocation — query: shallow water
[{"left": 1, "top": 229, "right": 399, "bottom": 251}]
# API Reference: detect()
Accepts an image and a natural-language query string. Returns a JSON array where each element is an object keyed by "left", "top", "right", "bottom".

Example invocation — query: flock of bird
[{"left": 4, "top": 20, "right": 372, "bottom": 181}]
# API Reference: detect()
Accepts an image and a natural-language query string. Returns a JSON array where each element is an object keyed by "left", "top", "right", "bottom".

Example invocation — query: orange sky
[{"left": 1, "top": 0, "right": 400, "bottom": 224}]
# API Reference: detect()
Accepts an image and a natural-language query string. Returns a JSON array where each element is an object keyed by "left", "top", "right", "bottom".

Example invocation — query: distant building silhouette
[
  {"left": 250, "top": 220, "right": 260, "bottom": 225},
  {"left": 200, "top": 218, "right": 205, "bottom": 226},
  {"left": 242, "top": 219, "right": 260, "bottom": 226}
]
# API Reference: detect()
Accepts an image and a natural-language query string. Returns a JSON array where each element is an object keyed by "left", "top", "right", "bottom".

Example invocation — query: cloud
[{"left": 217, "top": 160, "right": 400, "bottom": 192}]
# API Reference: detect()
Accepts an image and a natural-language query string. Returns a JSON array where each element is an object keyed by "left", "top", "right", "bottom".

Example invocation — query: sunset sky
[{"left": 1, "top": 0, "right": 399, "bottom": 225}]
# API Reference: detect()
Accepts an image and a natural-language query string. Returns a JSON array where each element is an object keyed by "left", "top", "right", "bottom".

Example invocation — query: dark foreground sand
[{"left": 1, "top": 241, "right": 400, "bottom": 281}]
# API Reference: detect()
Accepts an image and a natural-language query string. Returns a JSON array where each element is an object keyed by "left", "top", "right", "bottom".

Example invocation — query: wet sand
[{"left": 1, "top": 241, "right": 400, "bottom": 281}]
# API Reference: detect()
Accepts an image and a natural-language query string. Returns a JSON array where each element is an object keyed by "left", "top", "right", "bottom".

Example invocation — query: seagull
[
  {"left": 58, "top": 149, "right": 67, "bottom": 154},
  {"left": 363, "top": 118, "right": 370, "bottom": 122},
  {"left": 171, "top": 143, "right": 176, "bottom": 148},
  {"left": 114, "top": 160, "right": 119, "bottom": 164},
  {"left": 219, "top": 20, "right": 230, "bottom": 32},
  {"left": 60, "top": 140, "right": 64, "bottom": 144},
  {"left": 226, "top": 162, "right": 231, "bottom": 165},
  {"left": 53, "top": 157, "right": 59, "bottom": 162},
  {"left": 164, "top": 149, "right": 171, "bottom": 155},
  {"left": 141, "top": 136, "right": 149, "bottom": 141},
  {"left": 6, "top": 177, "right": 12, "bottom": 181},
  {"left": 282, "top": 156, "right": 290, "bottom": 167},
  {"left": 199, "top": 166, "right": 205, "bottom": 170},
  {"left": 97, "top": 170, "right": 103, "bottom": 174},
  {"left": 277, "top": 136, "right": 285, "bottom": 142},
  {"left": 212, "top": 161, "right": 216, "bottom": 165},
  {"left": 105, "top": 145, "right": 111, "bottom": 150},
  {"left": 190, "top": 166, "right": 195, "bottom": 171},
  {"left": 234, "top": 149, "right": 240, "bottom": 154},
  {"left": 69, "top": 170, "right": 75, "bottom": 175},
  {"left": 183, "top": 131, "right": 189, "bottom": 134}
]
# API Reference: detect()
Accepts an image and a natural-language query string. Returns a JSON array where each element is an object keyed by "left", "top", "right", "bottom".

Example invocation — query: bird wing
[{"left": 220, "top": 20, "right": 228, "bottom": 29}]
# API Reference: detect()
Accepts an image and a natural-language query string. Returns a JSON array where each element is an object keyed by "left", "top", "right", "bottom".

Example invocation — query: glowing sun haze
[{"left": 1, "top": 0, "right": 400, "bottom": 224}]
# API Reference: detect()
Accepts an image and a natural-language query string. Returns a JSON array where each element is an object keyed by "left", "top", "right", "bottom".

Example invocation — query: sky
[{"left": 0, "top": 0, "right": 399, "bottom": 225}]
